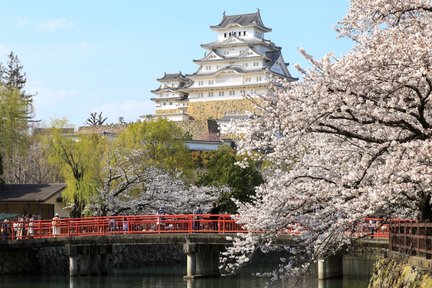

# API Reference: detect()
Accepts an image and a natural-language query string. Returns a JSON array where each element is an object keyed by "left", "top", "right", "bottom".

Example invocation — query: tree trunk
[{"left": 418, "top": 193, "right": 432, "bottom": 221}]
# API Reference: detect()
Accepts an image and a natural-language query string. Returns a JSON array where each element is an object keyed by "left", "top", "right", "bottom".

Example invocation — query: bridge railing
[
  {"left": 355, "top": 217, "right": 391, "bottom": 239},
  {"left": 0, "top": 214, "right": 246, "bottom": 240},
  {"left": 389, "top": 221, "right": 432, "bottom": 258}
]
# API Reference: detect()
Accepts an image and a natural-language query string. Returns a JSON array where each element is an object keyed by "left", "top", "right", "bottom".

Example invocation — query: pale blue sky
[{"left": 0, "top": 1, "right": 351, "bottom": 126}]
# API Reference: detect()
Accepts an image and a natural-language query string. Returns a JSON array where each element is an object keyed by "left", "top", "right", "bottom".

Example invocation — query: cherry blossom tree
[
  {"left": 223, "top": 0, "right": 432, "bottom": 280},
  {"left": 90, "top": 150, "right": 227, "bottom": 216}
]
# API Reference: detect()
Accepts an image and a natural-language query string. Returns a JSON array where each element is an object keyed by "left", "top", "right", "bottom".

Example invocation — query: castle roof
[
  {"left": 157, "top": 72, "right": 186, "bottom": 82},
  {"left": 201, "top": 36, "right": 278, "bottom": 50},
  {"left": 210, "top": 10, "right": 271, "bottom": 32}
]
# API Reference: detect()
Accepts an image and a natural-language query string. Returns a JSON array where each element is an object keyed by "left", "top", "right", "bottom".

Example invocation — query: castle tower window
[
  {"left": 208, "top": 92, "right": 214, "bottom": 97},
  {"left": 229, "top": 32, "right": 232, "bottom": 37},
  {"left": 229, "top": 90, "right": 235, "bottom": 96},
  {"left": 224, "top": 33, "right": 227, "bottom": 38},
  {"left": 244, "top": 31, "right": 246, "bottom": 36},
  {"left": 219, "top": 91, "right": 224, "bottom": 96},
  {"left": 233, "top": 32, "right": 236, "bottom": 36},
  {"left": 256, "top": 76, "right": 262, "bottom": 82}
]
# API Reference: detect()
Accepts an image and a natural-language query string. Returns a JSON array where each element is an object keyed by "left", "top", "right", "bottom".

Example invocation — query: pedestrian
[
  {"left": 193, "top": 205, "right": 203, "bottom": 231},
  {"left": 157, "top": 207, "right": 166, "bottom": 231},
  {"left": 16, "top": 216, "right": 24, "bottom": 240},
  {"left": 122, "top": 217, "right": 128, "bottom": 234},
  {"left": 2, "top": 219, "right": 10, "bottom": 240},
  {"left": 210, "top": 203, "right": 221, "bottom": 231},
  {"left": 52, "top": 213, "right": 61, "bottom": 237},
  {"left": 28, "top": 214, "right": 34, "bottom": 239},
  {"left": 109, "top": 218, "right": 116, "bottom": 232}
]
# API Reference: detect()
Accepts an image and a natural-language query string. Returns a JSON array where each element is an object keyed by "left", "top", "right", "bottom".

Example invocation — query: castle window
[
  {"left": 224, "top": 50, "right": 229, "bottom": 56},
  {"left": 253, "top": 62, "right": 259, "bottom": 67},
  {"left": 224, "top": 33, "right": 227, "bottom": 38},
  {"left": 198, "top": 81, "right": 203, "bottom": 86},
  {"left": 208, "top": 80, "right": 214, "bottom": 85},
  {"left": 163, "top": 102, "right": 166, "bottom": 106},
  {"left": 233, "top": 32, "right": 236, "bottom": 36},
  {"left": 245, "top": 77, "right": 251, "bottom": 83},
  {"left": 229, "top": 32, "right": 232, "bottom": 37},
  {"left": 256, "top": 76, "right": 262, "bottom": 82},
  {"left": 229, "top": 91, "right": 235, "bottom": 96},
  {"left": 244, "top": 63, "right": 249, "bottom": 67},
  {"left": 208, "top": 92, "right": 214, "bottom": 97},
  {"left": 205, "top": 66, "right": 211, "bottom": 71},
  {"left": 244, "top": 31, "right": 246, "bottom": 36},
  {"left": 169, "top": 102, "right": 173, "bottom": 105},
  {"left": 219, "top": 91, "right": 224, "bottom": 96},
  {"left": 199, "top": 92, "right": 204, "bottom": 97}
]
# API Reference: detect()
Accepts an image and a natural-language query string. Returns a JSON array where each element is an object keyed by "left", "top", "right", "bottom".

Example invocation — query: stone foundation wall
[
  {"left": 187, "top": 99, "right": 255, "bottom": 120},
  {"left": 369, "top": 258, "right": 432, "bottom": 288},
  {"left": 0, "top": 244, "right": 184, "bottom": 274}
]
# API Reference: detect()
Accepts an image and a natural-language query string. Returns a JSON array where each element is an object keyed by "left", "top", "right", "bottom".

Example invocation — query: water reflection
[{"left": 2, "top": 264, "right": 369, "bottom": 288}]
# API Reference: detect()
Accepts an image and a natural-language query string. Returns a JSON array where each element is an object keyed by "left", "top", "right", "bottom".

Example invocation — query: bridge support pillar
[
  {"left": 318, "top": 254, "right": 343, "bottom": 280},
  {"left": 186, "top": 251, "right": 197, "bottom": 278},
  {"left": 100, "top": 254, "right": 108, "bottom": 275},
  {"left": 69, "top": 256, "right": 78, "bottom": 277},
  {"left": 65, "top": 244, "right": 112, "bottom": 277},
  {"left": 80, "top": 255, "right": 90, "bottom": 276},
  {"left": 183, "top": 242, "right": 223, "bottom": 279}
]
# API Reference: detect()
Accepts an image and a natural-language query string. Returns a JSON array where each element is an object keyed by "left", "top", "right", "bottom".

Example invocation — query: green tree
[
  {"left": 0, "top": 85, "right": 32, "bottom": 183},
  {"left": 0, "top": 154, "right": 3, "bottom": 184},
  {"left": 46, "top": 121, "right": 107, "bottom": 217},
  {"left": 114, "top": 118, "right": 194, "bottom": 177},
  {"left": 196, "top": 145, "right": 264, "bottom": 213},
  {"left": 2, "top": 52, "right": 27, "bottom": 93}
]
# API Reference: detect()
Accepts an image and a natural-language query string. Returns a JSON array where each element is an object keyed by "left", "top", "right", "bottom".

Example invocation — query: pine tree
[{"left": 3, "top": 52, "right": 26, "bottom": 90}]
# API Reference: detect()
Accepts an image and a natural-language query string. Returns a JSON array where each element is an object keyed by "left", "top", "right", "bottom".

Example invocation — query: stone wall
[
  {"left": 0, "top": 244, "right": 184, "bottom": 274},
  {"left": 369, "top": 258, "right": 432, "bottom": 288},
  {"left": 187, "top": 99, "right": 255, "bottom": 120}
]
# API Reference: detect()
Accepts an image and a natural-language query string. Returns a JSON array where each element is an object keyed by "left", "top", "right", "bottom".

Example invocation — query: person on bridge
[
  {"left": 193, "top": 205, "right": 203, "bottom": 231},
  {"left": 28, "top": 214, "right": 34, "bottom": 239},
  {"left": 122, "top": 217, "right": 128, "bottom": 234},
  {"left": 52, "top": 213, "right": 61, "bottom": 237},
  {"left": 2, "top": 219, "right": 10, "bottom": 240},
  {"left": 157, "top": 207, "right": 166, "bottom": 231},
  {"left": 210, "top": 203, "right": 221, "bottom": 231}
]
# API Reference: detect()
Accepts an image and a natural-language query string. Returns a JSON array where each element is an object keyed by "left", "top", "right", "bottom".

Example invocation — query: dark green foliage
[
  {"left": 196, "top": 145, "right": 264, "bottom": 213},
  {"left": 0, "top": 154, "right": 4, "bottom": 184}
]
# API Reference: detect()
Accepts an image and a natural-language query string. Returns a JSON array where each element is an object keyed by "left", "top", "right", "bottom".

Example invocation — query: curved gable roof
[{"left": 210, "top": 10, "right": 271, "bottom": 32}]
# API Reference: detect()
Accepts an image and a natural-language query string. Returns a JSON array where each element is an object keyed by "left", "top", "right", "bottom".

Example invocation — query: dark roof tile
[
  {"left": 0, "top": 184, "right": 66, "bottom": 202},
  {"left": 211, "top": 10, "right": 271, "bottom": 32}
]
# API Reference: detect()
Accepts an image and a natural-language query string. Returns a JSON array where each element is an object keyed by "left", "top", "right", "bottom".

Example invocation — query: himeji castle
[{"left": 150, "top": 10, "right": 296, "bottom": 128}]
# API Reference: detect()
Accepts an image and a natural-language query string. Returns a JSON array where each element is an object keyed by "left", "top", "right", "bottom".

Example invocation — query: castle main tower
[{"left": 151, "top": 10, "right": 296, "bottom": 122}]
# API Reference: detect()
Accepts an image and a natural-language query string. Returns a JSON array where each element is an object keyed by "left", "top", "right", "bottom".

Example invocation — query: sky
[{"left": 0, "top": 1, "right": 352, "bottom": 127}]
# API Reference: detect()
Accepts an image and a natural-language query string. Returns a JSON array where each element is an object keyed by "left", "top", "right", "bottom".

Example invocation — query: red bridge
[
  {"left": 1, "top": 214, "right": 245, "bottom": 240},
  {"left": 0, "top": 215, "right": 400, "bottom": 279}
]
